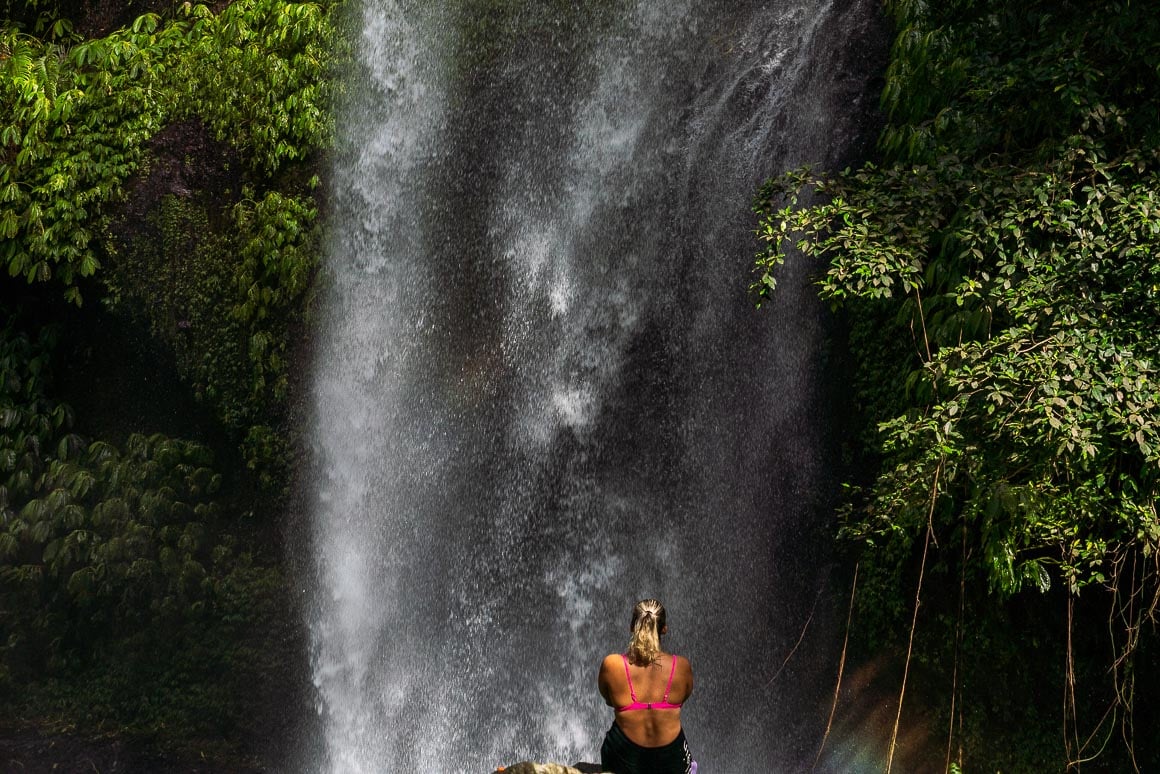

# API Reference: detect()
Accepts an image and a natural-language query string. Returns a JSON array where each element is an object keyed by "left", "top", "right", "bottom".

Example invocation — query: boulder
[{"left": 492, "top": 763, "right": 607, "bottom": 774}]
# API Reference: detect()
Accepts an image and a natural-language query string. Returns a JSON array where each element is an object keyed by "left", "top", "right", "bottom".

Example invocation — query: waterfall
[{"left": 307, "top": 0, "right": 883, "bottom": 770}]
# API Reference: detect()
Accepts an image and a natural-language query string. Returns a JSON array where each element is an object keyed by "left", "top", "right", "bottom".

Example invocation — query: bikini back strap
[
  {"left": 663, "top": 654, "right": 677, "bottom": 701},
  {"left": 621, "top": 653, "right": 637, "bottom": 701}
]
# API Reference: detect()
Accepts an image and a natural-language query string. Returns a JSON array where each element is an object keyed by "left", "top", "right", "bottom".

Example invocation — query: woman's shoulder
[{"left": 599, "top": 653, "right": 626, "bottom": 685}]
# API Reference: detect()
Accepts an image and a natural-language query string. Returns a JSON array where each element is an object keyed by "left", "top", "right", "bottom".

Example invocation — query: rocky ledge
[{"left": 493, "top": 763, "right": 607, "bottom": 774}]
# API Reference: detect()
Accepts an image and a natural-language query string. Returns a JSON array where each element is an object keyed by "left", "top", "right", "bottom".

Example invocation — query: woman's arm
[
  {"left": 598, "top": 653, "right": 620, "bottom": 707},
  {"left": 676, "top": 655, "right": 694, "bottom": 702}
]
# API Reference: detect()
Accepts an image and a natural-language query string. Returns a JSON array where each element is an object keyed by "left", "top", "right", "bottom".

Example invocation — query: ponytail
[{"left": 626, "top": 598, "right": 667, "bottom": 666}]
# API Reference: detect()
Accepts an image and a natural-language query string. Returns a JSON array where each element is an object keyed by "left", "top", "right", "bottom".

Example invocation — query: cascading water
[{"left": 307, "top": 1, "right": 883, "bottom": 770}]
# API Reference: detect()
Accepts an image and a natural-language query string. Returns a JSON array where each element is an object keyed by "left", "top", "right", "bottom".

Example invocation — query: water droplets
[{"left": 308, "top": 0, "right": 884, "bottom": 769}]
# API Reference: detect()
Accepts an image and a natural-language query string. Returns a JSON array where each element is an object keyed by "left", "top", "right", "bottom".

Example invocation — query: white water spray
[{"left": 308, "top": 1, "right": 882, "bottom": 770}]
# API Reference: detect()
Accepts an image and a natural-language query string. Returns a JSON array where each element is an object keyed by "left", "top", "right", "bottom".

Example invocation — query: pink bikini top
[{"left": 615, "top": 653, "right": 683, "bottom": 712}]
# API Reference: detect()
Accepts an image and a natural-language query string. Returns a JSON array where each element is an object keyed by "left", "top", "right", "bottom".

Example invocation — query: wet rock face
[
  {"left": 119, "top": 119, "right": 242, "bottom": 227},
  {"left": 4, "top": 0, "right": 179, "bottom": 40}
]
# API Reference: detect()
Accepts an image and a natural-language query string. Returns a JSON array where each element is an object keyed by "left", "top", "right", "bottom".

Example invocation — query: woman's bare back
[{"left": 598, "top": 651, "right": 693, "bottom": 747}]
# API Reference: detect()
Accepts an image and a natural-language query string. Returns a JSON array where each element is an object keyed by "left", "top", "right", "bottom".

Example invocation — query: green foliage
[
  {"left": 103, "top": 194, "right": 244, "bottom": 415},
  {"left": 102, "top": 188, "right": 317, "bottom": 487},
  {"left": 3, "top": 0, "right": 331, "bottom": 482},
  {"left": 1, "top": 321, "right": 213, "bottom": 668},
  {"left": 1, "top": 18, "right": 185, "bottom": 303},
  {"left": 877, "top": 1, "right": 1160, "bottom": 164},
  {"left": 758, "top": 146, "right": 1160, "bottom": 597},
  {"left": 0, "top": 317, "right": 286, "bottom": 742},
  {"left": 2, "top": 0, "right": 336, "bottom": 303},
  {"left": 755, "top": 0, "right": 1160, "bottom": 767},
  {"left": 0, "top": 0, "right": 329, "bottom": 754},
  {"left": 231, "top": 187, "right": 318, "bottom": 408},
  {"left": 177, "top": 0, "right": 334, "bottom": 173}
]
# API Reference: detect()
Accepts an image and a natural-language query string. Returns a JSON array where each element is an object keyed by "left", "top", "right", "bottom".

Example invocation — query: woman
[{"left": 598, "top": 599, "right": 695, "bottom": 774}]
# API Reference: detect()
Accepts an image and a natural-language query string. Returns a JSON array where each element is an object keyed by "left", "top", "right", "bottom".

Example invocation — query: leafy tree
[{"left": 755, "top": 0, "right": 1160, "bottom": 768}]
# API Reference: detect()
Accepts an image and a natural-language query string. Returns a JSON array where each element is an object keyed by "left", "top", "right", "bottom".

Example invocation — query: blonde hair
[{"left": 626, "top": 598, "right": 667, "bottom": 666}]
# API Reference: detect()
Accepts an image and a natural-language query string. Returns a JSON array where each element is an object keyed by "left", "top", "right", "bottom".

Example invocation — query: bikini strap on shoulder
[
  {"left": 621, "top": 653, "right": 637, "bottom": 701},
  {"left": 663, "top": 654, "right": 677, "bottom": 701}
]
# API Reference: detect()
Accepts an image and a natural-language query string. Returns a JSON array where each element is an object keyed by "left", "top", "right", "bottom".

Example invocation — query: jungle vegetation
[
  {"left": 6, "top": 0, "right": 1158, "bottom": 768},
  {"left": 755, "top": 0, "right": 1160, "bottom": 770},
  {"left": 1, "top": 0, "right": 336, "bottom": 761}
]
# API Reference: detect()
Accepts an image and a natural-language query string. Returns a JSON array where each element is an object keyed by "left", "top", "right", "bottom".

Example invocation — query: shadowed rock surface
[{"left": 0, "top": 725, "right": 265, "bottom": 773}]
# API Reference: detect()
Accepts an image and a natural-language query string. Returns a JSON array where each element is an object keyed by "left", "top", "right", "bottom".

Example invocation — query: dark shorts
[{"left": 600, "top": 722, "right": 693, "bottom": 774}]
